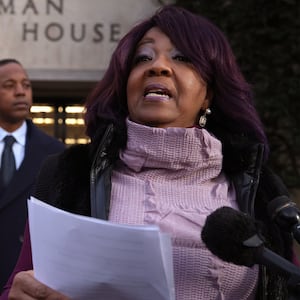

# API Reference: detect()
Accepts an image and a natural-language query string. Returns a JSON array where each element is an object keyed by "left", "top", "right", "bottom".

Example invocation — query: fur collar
[{"left": 53, "top": 143, "right": 93, "bottom": 215}]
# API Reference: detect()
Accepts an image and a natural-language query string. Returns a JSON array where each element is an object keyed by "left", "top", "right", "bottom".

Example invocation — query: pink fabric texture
[{"left": 109, "top": 119, "right": 258, "bottom": 300}]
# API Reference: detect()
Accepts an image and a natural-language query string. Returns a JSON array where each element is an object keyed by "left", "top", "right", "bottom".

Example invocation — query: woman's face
[{"left": 127, "top": 27, "right": 209, "bottom": 128}]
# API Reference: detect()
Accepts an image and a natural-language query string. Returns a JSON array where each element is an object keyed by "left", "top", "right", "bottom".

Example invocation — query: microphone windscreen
[{"left": 201, "top": 206, "right": 261, "bottom": 266}]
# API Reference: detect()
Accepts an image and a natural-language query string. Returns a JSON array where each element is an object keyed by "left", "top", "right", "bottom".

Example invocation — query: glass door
[{"left": 30, "top": 104, "right": 90, "bottom": 145}]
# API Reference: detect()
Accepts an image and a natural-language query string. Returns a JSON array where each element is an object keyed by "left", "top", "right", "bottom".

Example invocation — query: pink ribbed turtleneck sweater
[{"left": 109, "top": 119, "right": 258, "bottom": 300}]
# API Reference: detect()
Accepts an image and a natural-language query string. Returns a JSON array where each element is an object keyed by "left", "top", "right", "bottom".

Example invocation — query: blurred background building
[{"left": 0, "top": 0, "right": 171, "bottom": 145}]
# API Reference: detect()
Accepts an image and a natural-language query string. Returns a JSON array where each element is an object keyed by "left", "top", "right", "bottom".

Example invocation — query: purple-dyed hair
[{"left": 85, "top": 5, "right": 269, "bottom": 158}]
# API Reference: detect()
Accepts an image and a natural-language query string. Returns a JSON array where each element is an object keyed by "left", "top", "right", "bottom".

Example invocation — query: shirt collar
[{"left": 0, "top": 121, "right": 27, "bottom": 146}]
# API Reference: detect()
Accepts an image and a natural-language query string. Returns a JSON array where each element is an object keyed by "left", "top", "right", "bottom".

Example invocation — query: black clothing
[{"left": 0, "top": 120, "right": 65, "bottom": 289}]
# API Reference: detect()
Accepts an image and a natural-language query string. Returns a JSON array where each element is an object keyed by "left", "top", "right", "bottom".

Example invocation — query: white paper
[{"left": 28, "top": 197, "right": 175, "bottom": 300}]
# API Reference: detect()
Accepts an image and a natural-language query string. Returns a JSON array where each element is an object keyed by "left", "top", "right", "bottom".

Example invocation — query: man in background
[{"left": 0, "top": 59, "right": 65, "bottom": 289}]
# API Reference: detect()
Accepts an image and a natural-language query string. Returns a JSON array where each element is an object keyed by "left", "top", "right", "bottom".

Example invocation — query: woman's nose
[{"left": 145, "top": 56, "right": 172, "bottom": 77}]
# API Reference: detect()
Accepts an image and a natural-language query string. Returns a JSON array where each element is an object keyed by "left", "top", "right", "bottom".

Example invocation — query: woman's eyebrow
[{"left": 137, "top": 37, "right": 154, "bottom": 47}]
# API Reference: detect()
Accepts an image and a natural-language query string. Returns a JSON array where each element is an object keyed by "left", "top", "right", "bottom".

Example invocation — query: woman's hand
[{"left": 8, "top": 271, "right": 70, "bottom": 300}]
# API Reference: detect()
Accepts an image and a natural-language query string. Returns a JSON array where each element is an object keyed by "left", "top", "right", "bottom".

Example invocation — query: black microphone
[
  {"left": 201, "top": 206, "right": 300, "bottom": 288},
  {"left": 267, "top": 196, "right": 300, "bottom": 244},
  {"left": 259, "top": 167, "right": 300, "bottom": 244}
]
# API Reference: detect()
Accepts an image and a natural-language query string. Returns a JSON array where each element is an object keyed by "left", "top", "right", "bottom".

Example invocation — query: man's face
[{"left": 0, "top": 63, "right": 32, "bottom": 128}]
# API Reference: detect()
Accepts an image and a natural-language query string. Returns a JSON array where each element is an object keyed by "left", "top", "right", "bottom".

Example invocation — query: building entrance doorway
[
  {"left": 30, "top": 80, "right": 95, "bottom": 145},
  {"left": 31, "top": 103, "right": 89, "bottom": 145}
]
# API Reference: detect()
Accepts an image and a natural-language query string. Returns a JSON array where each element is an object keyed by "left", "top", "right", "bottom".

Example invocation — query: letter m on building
[{"left": 0, "top": 0, "right": 15, "bottom": 14}]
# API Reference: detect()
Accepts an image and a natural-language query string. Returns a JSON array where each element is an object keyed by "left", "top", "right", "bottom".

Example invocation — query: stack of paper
[{"left": 28, "top": 197, "right": 175, "bottom": 300}]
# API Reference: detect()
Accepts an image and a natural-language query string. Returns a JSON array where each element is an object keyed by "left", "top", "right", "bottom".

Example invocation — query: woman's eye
[
  {"left": 133, "top": 55, "right": 152, "bottom": 65},
  {"left": 173, "top": 55, "right": 191, "bottom": 63}
]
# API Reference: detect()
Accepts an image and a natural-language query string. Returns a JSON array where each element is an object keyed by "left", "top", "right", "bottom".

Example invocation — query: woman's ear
[{"left": 204, "top": 88, "right": 213, "bottom": 109}]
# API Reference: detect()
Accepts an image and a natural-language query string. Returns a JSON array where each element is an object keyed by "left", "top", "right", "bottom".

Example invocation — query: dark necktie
[{"left": 1, "top": 135, "right": 16, "bottom": 186}]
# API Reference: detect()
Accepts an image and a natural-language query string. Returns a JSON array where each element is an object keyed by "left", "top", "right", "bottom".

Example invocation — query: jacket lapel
[{"left": 0, "top": 121, "right": 48, "bottom": 210}]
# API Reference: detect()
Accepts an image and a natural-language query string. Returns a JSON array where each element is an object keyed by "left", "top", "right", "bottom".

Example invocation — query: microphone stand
[{"left": 243, "top": 234, "right": 300, "bottom": 297}]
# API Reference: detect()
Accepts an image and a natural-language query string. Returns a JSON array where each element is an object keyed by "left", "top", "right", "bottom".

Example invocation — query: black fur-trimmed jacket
[{"left": 34, "top": 123, "right": 295, "bottom": 300}]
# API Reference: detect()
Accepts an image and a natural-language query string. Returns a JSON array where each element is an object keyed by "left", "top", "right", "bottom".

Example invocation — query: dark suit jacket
[{"left": 0, "top": 119, "right": 65, "bottom": 289}]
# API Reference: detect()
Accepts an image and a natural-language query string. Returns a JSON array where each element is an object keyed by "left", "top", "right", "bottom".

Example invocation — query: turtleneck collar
[{"left": 119, "top": 119, "right": 223, "bottom": 181}]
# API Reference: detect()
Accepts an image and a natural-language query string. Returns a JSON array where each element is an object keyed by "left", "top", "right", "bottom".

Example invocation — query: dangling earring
[{"left": 199, "top": 108, "right": 211, "bottom": 127}]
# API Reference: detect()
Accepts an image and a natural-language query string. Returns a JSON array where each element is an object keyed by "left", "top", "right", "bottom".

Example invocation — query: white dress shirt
[{"left": 0, "top": 121, "right": 27, "bottom": 170}]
